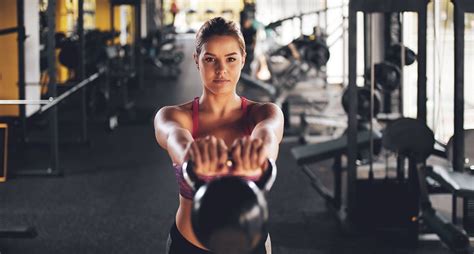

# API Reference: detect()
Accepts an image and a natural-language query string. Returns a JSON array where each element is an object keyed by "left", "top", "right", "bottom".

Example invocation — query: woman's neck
[{"left": 199, "top": 92, "right": 241, "bottom": 117}]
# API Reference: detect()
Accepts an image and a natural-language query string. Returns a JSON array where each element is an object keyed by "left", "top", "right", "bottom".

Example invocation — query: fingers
[
  {"left": 256, "top": 143, "right": 268, "bottom": 172},
  {"left": 190, "top": 142, "right": 201, "bottom": 168},
  {"left": 231, "top": 139, "right": 242, "bottom": 171},
  {"left": 231, "top": 137, "right": 266, "bottom": 177},
  {"left": 250, "top": 139, "right": 263, "bottom": 169},
  {"left": 217, "top": 139, "right": 229, "bottom": 174},
  {"left": 199, "top": 138, "right": 209, "bottom": 174},
  {"left": 190, "top": 136, "right": 230, "bottom": 178},
  {"left": 208, "top": 136, "right": 218, "bottom": 172},
  {"left": 186, "top": 136, "right": 268, "bottom": 179},
  {"left": 241, "top": 137, "right": 252, "bottom": 170}
]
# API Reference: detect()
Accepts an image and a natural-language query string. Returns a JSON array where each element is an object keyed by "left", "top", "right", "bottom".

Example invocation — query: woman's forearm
[
  {"left": 167, "top": 128, "right": 194, "bottom": 165},
  {"left": 251, "top": 125, "right": 280, "bottom": 161}
]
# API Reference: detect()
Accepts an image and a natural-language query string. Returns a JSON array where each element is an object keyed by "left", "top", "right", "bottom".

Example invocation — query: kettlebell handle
[{"left": 183, "top": 158, "right": 277, "bottom": 192}]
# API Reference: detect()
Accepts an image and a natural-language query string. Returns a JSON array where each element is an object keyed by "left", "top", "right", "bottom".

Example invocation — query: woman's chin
[
  {"left": 208, "top": 83, "right": 235, "bottom": 93},
  {"left": 212, "top": 80, "right": 232, "bottom": 87}
]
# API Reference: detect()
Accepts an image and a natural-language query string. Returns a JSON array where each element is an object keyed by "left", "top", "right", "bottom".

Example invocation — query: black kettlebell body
[
  {"left": 193, "top": 177, "right": 268, "bottom": 253},
  {"left": 183, "top": 159, "right": 276, "bottom": 254}
]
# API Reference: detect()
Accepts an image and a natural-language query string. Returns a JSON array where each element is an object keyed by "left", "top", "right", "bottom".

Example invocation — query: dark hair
[{"left": 195, "top": 17, "right": 246, "bottom": 56}]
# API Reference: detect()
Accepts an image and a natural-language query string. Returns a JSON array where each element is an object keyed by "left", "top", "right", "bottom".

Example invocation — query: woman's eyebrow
[{"left": 203, "top": 52, "right": 238, "bottom": 56}]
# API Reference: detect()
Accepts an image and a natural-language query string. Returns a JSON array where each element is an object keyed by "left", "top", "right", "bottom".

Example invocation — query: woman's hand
[
  {"left": 186, "top": 136, "right": 229, "bottom": 179},
  {"left": 230, "top": 137, "right": 269, "bottom": 178}
]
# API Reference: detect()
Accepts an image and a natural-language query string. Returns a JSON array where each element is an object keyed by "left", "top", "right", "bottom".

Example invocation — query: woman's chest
[{"left": 196, "top": 116, "right": 250, "bottom": 145}]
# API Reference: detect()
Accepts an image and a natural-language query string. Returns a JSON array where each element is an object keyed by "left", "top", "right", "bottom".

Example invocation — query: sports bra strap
[{"left": 241, "top": 96, "right": 248, "bottom": 115}]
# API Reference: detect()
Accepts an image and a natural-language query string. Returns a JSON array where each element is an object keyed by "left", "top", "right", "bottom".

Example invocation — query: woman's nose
[{"left": 215, "top": 60, "right": 226, "bottom": 74}]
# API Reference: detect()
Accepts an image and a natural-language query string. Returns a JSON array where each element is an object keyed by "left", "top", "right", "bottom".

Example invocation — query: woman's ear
[{"left": 193, "top": 53, "right": 199, "bottom": 70}]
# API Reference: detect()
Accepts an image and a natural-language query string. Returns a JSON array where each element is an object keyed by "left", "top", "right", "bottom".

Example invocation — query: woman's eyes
[
  {"left": 204, "top": 57, "right": 215, "bottom": 63},
  {"left": 203, "top": 57, "right": 237, "bottom": 63}
]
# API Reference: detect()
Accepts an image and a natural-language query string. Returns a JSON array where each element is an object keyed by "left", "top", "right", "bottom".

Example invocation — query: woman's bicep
[
  {"left": 252, "top": 103, "right": 284, "bottom": 141},
  {"left": 154, "top": 106, "right": 192, "bottom": 150},
  {"left": 249, "top": 103, "right": 284, "bottom": 161}
]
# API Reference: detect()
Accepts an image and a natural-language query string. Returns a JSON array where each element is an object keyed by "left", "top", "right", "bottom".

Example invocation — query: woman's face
[{"left": 195, "top": 35, "right": 245, "bottom": 95}]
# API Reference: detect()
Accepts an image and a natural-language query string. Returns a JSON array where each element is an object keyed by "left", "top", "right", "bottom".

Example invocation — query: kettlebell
[{"left": 183, "top": 159, "right": 277, "bottom": 254}]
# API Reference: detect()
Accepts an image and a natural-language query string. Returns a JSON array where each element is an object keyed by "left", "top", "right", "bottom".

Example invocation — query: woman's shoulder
[
  {"left": 155, "top": 100, "right": 194, "bottom": 124},
  {"left": 161, "top": 100, "right": 194, "bottom": 112},
  {"left": 245, "top": 99, "right": 282, "bottom": 114}
]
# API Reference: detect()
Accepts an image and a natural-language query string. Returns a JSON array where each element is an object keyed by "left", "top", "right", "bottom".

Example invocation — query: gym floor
[{"left": 0, "top": 36, "right": 451, "bottom": 254}]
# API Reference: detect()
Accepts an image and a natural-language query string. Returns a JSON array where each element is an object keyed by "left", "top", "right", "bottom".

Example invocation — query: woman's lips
[{"left": 213, "top": 79, "right": 230, "bottom": 83}]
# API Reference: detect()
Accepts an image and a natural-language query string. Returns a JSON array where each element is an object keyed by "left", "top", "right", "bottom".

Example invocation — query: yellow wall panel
[
  {"left": 0, "top": 0, "right": 20, "bottom": 116},
  {"left": 96, "top": 0, "right": 121, "bottom": 31},
  {"left": 56, "top": 0, "right": 70, "bottom": 83},
  {"left": 97, "top": 1, "right": 132, "bottom": 45}
]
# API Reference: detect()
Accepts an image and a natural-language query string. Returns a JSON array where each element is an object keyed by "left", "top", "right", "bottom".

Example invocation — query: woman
[{"left": 154, "top": 17, "right": 284, "bottom": 254}]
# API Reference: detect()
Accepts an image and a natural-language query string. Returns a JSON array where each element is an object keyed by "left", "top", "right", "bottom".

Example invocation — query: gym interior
[{"left": 1, "top": 0, "right": 474, "bottom": 253}]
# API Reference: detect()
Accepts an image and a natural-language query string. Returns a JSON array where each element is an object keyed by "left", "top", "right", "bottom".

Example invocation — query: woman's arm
[
  {"left": 154, "top": 106, "right": 193, "bottom": 165},
  {"left": 249, "top": 102, "right": 284, "bottom": 161},
  {"left": 230, "top": 102, "right": 284, "bottom": 176},
  {"left": 154, "top": 106, "right": 229, "bottom": 176}
]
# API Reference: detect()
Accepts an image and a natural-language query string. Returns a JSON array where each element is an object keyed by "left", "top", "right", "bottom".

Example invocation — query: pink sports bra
[{"left": 174, "top": 96, "right": 252, "bottom": 200}]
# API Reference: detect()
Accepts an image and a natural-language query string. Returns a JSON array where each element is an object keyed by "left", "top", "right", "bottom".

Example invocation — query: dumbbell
[
  {"left": 182, "top": 159, "right": 277, "bottom": 254},
  {"left": 385, "top": 43, "right": 417, "bottom": 66},
  {"left": 303, "top": 39, "right": 330, "bottom": 69},
  {"left": 364, "top": 61, "right": 401, "bottom": 92},
  {"left": 341, "top": 86, "right": 381, "bottom": 121}
]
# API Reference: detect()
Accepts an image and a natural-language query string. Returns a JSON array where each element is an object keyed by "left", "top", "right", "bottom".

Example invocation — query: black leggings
[{"left": 166, "top": 222, "right": 269, "bottom": 254}]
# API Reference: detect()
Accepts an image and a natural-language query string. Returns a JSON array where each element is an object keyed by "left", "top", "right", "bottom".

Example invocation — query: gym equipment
[
  {"left": 427, "top": 129, "right": 474, "bottom": 236},
  {"left": 239, "top": 73, "right": 278, "bottom": 99},
  {"left": 142, "top": 28, "right": 184, "bottom": 78},
  {"left": 293, "top": 36, "right": 330, "bottom": 69},
  {"left": 110, "top": 0, "right": 144, "bottom": 90},
  {"left": 383, "top": 118, "right": 472, "bottom": 253},
  {"left": 0, "top": 226, "right": 37, "bottom": 238},
  {"left": 271, "top": 35, "right": 330, "bottom": 70},
  {"left": 382, "top": 118, "right": 434, "bottom": 162},
  {"left": 364, "top": 62, "right": 401, "bottom": 92},
  {"left": 292, "top": 129, "right": 382, "bottom": 207},
  {"left": 424, "top": 2, "right": 474, "bottom": 239},
  {"left": 0, "top": 0, "right": 61, "bottom": 176},
  {"left": 446, "top": 129, "right": 474, "bottom": 172},
  {"left": 0, "top": 123, "right": 37, "bottom": 239},
  {"left": 347, "top": 0, "right": 429, "bottom": 242},
  {"left": 111, "top": 0, "right": 139, "bottom": 4},
  {"left": 292, "top": 130, "right": 381, "bottom": 165},
  {"left": 341, "top": 86, "right": 381, "bottom": 120},
  {"left": 0, "top": 124, "right": 7, "bottom": 182},
  {"left": 182, "top": 159, "right": 276, "bottom": 254},
  {"left": 58, "top": 30, "right": 118, "bottom": 76},
  {"left": 385, "top": 43, "right": 417, "bottom": 66}
]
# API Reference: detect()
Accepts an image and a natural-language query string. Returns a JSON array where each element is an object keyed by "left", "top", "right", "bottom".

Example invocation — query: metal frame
[
  {"left": 17, "top": 0, "right": 27, "bottom": 143},
  {"left": 347, "top": 0, "right": 428, "bottom": 229},
  {"left": 0, "top": 0, "right": 38, "bottom": 239},
  {"left": 265, "top": 5, "right": 345, "bottom": 31},
  {"left": 110, "top": 0, "right": 144, "bottom": 90},
  {"left": 0, "top": 0, "right": 104, "bottom": 177},
  {"left": 78, "top": 0, "right": 88, "bottom": 142},
  {"left": 0, "top": 0, "right": 60, "bottom": 176},
  {"left": 451, "top": 0, "right": 473, "bottom": 233},
  {"left": 0, "top": 1, "right": 29, "bottom": 144}
]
